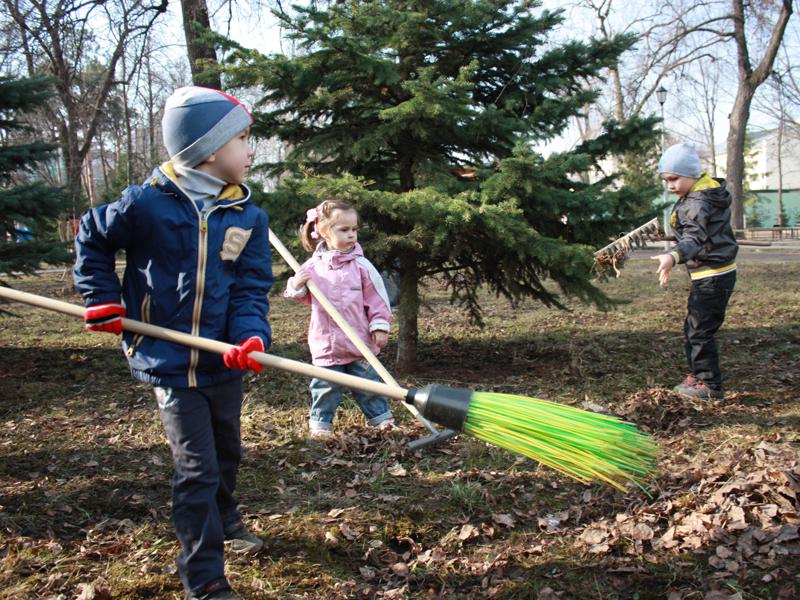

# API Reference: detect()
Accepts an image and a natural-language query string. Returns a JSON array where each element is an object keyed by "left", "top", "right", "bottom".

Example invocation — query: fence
[{"left": 735, "top": 227, "right": 800, "bottom": 241}]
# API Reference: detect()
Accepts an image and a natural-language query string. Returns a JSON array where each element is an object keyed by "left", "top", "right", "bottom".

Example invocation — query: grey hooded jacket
[{"left": 669, "top": 178, "right": 739, "bottom": 280}]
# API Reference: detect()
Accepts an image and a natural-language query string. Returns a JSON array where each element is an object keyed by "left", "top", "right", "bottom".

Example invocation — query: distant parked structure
[{"left": 714, "top": 128, "right": 800, "bottom": 226}]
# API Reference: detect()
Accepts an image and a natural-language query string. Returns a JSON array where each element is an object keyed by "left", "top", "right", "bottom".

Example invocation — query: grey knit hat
[
  {"left": 161, "top": 86, "right": 252, "bottom": 168},
  {"left": 658, "top": 142, "right": 702, "bottom": 178}
]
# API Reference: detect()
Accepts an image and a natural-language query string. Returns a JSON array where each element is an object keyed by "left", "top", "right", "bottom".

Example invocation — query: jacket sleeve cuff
[
  {"left": 669, "top": 250, "right": 680, "bottom": 265},
  {"left": 85, "top": 294, "right": 122, "bottom": 308},
  {"left": 284, "top": 281, "right": 308, "bottom": 299},
  {"left": 369, "top": 319, "right": 390, "bottom": 332}
]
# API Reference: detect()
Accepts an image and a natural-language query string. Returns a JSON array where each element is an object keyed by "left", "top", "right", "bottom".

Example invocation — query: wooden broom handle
[
  {"left": 269, "top": 230, "right": 399, "bottom": 385},
  {"left": 268, "top": 229, "right": 438, "bottom": 433},
  {"left": 0, "top": 286, "right": 409, "bottom": 402}
]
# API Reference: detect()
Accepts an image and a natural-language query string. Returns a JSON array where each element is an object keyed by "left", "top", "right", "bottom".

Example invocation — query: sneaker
[
  {"left": 308, "top": 426, "right": 334, "bottom": 440},
  {"left": 376, "top": 418, "right": 396, "bottom": 431},
  {"left": 673, "top": 378, "right": 724, "bottom": 400},
  {"left": 224, "top": 525, "right": 264, "bottom": 555}
]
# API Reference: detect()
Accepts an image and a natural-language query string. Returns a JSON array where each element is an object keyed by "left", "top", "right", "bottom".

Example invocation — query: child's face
[
  {"left": 661, "top": 173, "right": 697, "bottom": 197},
  {"left": 204, "top": 127, "right": 254, "bottom": 184},
  {"left": 320, "top": 209, "right": 358, "bottom": 252}
]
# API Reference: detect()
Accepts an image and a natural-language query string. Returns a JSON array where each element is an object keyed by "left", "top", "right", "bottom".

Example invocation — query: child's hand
[
  {"left": 650, "top": 253, "right": 675, "bottom": 286},
  {"left": 84, "top": 302, "right": 126, "bottom": 335},
  {"left": 223, "top": 336, "right": 265, "bottom": 373},
  {"left": 371, "top": 330, "right": 388, "bottom": 349},
  {"left": 290, "top": 267, "right": 311, "bottom": 289}
]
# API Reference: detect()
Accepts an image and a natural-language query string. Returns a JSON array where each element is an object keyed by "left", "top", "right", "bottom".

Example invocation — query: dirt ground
[{"left": 0, "top": 252, "right": 798, "bottom": 599}]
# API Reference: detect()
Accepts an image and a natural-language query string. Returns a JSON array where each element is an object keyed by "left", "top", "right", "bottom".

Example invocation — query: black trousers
[
  {"left": 684, "top": 270, "right": 736, "bottom": 390},
  {"left": 154, "top": 377, "right": 244, "bottom": 598}
]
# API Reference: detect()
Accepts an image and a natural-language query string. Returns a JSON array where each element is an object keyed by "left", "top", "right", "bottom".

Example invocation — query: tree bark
[
  {"left": 392, "top": 150, "right": 420, "bottom": 372},
  {"left": 726, "top": 0, "right": 793, "bottom": 229},
  {"left": 180, "top": 0, "right": 222, "bottom": 89},
  {"left": 395, "top": 253, "right": 420, "bottom": 374},
  {"left": 726, "top": 86, "right": 754, "bottom": 229},
  {"left": 121, "top": 51, "right": 134, "bottom": 186}
]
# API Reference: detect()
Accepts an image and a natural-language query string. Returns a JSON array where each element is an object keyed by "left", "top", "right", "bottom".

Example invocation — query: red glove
[
  {"left": 84, "top": 302, "right": 126, "bottom": 335},
  {"left": 223, "top": 336, "right": 265, "bottom": 373}
]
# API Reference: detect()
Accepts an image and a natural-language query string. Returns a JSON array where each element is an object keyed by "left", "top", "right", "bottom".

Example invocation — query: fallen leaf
[
  {"left": 388, "top": 463, "right": 407, "bottom": 477},
  {"left": 358, "top": 565, "right": 376, "bottom": 580},
  {"left": 631, "top": 523, "right": 655, "bottom": 541},
  {"left": 458, "top": 524, "right": 479, "bottom": 541},
  {"left": 339, "top": 522, "right": 359, "bottom": 540},
  {"left": 391, "top": 562, "right": 409, "bottom": 576},
  {"left": 537, "top": 586, "right": 563, "bottom": 599},
  {"left": 492, "top": 513, "right": 516, "bottom": 528}
]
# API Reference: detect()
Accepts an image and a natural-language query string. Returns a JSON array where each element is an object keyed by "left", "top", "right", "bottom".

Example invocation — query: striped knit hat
[{"left": 161, "top": 86, "right": 252, "bottom": 168}]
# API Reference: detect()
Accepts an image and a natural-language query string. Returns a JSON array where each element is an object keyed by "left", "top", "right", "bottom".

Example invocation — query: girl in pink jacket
[{"left": 284, "top": 199, "right": 395, "bottom": 438}]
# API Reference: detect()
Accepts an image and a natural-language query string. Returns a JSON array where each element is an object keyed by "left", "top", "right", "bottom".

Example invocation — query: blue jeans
[
  {"left": 309, "top": 360, "right": 393, "bottom": 430},
  {"left": 684, "top": 270, "right": 736, "bottom": 390},
  {"left": 154, "top": 378, "right": 245, "bottom": 598}
]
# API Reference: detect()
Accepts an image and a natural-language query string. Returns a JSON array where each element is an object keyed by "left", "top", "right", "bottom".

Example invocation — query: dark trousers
[
  {"left": 154, "top": 378, "right": 244, "bottom": 597},
  {"left": 684, "top": 270, "right": 736, "bottom": 390}
]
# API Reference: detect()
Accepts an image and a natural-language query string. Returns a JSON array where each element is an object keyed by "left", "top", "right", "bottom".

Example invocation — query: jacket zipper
[
  {"left": 187, "top": 206, "right": 220, "bottom": 387},
  {"left": 126, "top": 293, "right": 151, "bottom": 357}
]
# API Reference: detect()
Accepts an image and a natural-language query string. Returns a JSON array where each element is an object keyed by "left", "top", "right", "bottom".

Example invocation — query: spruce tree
[
  {"left": 0, "top": 76, "right": 70, "bottom": 280},
  {"left": 224, "top": 0, "right": 659, "bottom": 371}
]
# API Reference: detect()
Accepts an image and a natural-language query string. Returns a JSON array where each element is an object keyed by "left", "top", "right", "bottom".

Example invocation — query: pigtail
[
  {"left": 299, "top": 220, "right": 317, "bottom": 252},
  {"left": 299, "top": 199, "right": 358, "bottom": 252}
]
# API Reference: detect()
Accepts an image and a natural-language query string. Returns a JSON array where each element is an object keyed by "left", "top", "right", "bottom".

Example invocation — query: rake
[
  {"left": 268, "top": 229, "right": 456, "bottom": 450},
  {"left": 593, "top": 217, "right": 662, "bottom": 277},
  {"left": 594, "top": 217, "right": 771, "bottom": 278},
  {"left": 0, "top": 285, "right": 657, "bottom": 492}
]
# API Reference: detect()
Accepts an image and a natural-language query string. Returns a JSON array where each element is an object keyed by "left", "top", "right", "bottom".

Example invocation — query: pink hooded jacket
[{"left": 284, "top": 242, "right": 392, "bottom": 366}]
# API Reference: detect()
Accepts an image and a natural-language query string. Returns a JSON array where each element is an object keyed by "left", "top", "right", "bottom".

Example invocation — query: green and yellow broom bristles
[{"left": 463, "top": 392, "right": 657, "bottom": 492}]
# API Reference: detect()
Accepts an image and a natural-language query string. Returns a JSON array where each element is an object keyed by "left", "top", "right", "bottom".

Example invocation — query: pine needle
[{"left": 463, "top": 392, "right": 657, "bottom": 492}]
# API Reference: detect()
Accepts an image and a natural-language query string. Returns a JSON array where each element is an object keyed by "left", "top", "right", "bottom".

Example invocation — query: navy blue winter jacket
[{"left": 73, "top": 164, "right": 273, "bottom": 388}]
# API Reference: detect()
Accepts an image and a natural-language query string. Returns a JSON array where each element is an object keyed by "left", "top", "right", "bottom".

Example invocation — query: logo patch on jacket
[{"left": 220, "top": 227, "right": 252, "bottom": 261}]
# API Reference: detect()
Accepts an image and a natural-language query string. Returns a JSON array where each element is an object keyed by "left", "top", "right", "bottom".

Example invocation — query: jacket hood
[
  {"left": 687, "top": 177, "right": 730, "bottom": 209},
  {"left": 312, "top": 241, "right": 364, "bottom": 268}
]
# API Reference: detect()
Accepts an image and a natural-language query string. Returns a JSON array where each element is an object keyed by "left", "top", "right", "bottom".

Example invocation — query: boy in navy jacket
[{"left": 74, "top": 86, "right": 272, "bottom": 600}]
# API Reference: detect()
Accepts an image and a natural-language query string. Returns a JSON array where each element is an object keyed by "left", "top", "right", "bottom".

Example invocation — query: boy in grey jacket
[{"left": 651, "top": 142, "right": 738, "bottom": 400}]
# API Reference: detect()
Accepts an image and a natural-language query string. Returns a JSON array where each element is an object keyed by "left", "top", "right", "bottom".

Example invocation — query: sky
[{"left": 163, "top": 0, "right": 795, "bottom": 159}]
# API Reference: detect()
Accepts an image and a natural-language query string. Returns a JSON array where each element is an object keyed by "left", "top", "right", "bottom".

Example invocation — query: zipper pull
[{"left": 201, "top": 218, "right": 208, "bottom": 233}]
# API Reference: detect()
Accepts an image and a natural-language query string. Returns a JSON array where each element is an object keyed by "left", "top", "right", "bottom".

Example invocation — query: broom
[{"left": 0, "top": 286, "right": 657, "bottom": 492}]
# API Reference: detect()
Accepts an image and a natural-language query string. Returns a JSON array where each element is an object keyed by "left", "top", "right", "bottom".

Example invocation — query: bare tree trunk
[
  {"left": 83, "top": 152, "right": 96, "bottom": 207},
  {"left": 726, "top": 0, "right": 793, "bottom": 229},
  {"left": 394, "top": 154, "right": 420, "bottom": 372},
  {"left": 181, "top": 0, "right": 222, "bottom": 89},
  {"left": 121, "top": 52, "right": 134, "bottom": 186},
  {"left": 146, "top": 44, "right": 158, "bottom": 165},
  {"left": 395, "top": 254, "right": 420, "bottom": 374},
  {"left": 726, "top": 87, "right": 754, "bottom": 229},
  {"left": 98, "top": 132, "right": 110, "bottom": 192}
]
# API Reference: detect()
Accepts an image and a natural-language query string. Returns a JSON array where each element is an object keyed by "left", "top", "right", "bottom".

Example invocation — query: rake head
[{"left": 594, "top": 217, "right": 664, "bottom": 277}]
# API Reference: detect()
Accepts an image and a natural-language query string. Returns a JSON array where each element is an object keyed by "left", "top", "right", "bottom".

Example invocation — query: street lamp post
[{"left": 656, "top": 85, "right": 669, "bottom": 250}]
